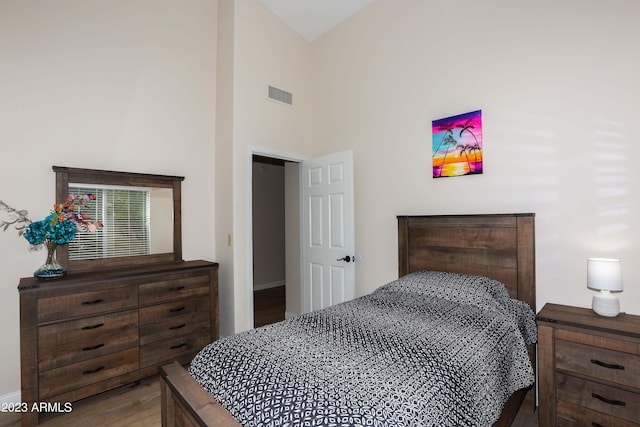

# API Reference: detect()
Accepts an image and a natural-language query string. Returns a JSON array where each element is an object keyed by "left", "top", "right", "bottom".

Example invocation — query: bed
[{"left": 160, "top": 213, "right": 536, "bottom": 427}]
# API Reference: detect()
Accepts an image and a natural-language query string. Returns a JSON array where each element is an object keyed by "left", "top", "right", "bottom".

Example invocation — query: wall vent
[{"left": 268, "top": 85, "right": 293, "bottom": 106}]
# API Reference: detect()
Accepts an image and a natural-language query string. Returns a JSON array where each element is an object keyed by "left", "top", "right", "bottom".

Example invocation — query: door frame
[{"left": 246, "top": 146, "right": 306, "bottom": 328}]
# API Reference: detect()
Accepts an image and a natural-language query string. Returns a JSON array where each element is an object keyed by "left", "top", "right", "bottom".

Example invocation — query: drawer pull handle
[
  {"left": 590, "top": 359, "right": 625, "bottom": 370},
  {"left": 83, "top": 365, "right": 105, "bottom": 375},
  {"left": 82, "top": 343, "right": 105, "bottom": 352},
  {"left": 170, "top": 342, "right": 187, "bottom": 350},
  {"left": 169, "top": 306, "right": 186, "bottom": 313},
  {"left": 81, "top": 323, "right": 104, "bottom": 330},
  {"left": 169, "top": 286, "right": 186, "bottom": 292},
  {"left": 592, "top": 423, "right": 603, "bottom": 427},
  {"left": 81, "top": 298, "right": 104, "bottom": 306},
  {"left": 170, "top": 323, "right": 186, "bottom": 330},
  {"left": 592, "top": 393, "right": 626, "bottom": 407}
]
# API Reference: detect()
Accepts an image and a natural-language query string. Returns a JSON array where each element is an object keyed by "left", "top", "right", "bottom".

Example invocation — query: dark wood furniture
[
  {"left": 19, "top": 260, "right": 218, "bottom": 427},
  {"left": 159, "top": 213, "right": 536, "bottom": 427},
  {"left": 53, "top": 166, "right": 185, "bottom": 272},
  {"left": 397, "top": 214, "right": 535, "bottom": 308},
  {"left": 398, "top": 213, "right": 536, "bottom": 427},
  {"left": 537, "top": 303, "right": 640, "bottom": 426}
]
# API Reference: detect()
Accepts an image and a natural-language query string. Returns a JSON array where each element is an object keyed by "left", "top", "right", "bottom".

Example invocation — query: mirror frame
[{"left": 53, "top": 166, "right": 184, "bottom": 272}]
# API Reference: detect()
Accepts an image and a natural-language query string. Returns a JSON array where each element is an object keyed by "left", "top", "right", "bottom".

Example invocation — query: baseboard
[
  {"left": 0, "top": 390, "right": 21, "bottom": 406},
  {"left": 253, "top": 280, "right": 285, "bottom": 291},
  {"left": 285, "top": 311, "right": 299, "bottom": 320}
]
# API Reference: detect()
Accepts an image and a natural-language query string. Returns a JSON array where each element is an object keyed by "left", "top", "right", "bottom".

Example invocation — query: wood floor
[
  {"left": 253, "top": 285, "right": 286, "bottom": 327},
  {"left": 0, "top": 286, "right": 538, "bottom": 426},
  {"left": 0, "top": 376, "right": 160, "bottom": 427}
]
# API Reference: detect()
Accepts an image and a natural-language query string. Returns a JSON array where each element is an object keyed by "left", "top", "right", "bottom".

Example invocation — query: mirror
[
  {"left": 54, "top": 166, "right": 184, "bottom": 272},
  {"left": 148, "top": 187, "right": 174, "bottom": 254}
]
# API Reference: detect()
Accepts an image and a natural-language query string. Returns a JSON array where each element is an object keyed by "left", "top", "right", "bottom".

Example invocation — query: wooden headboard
[{"left": 398, "top": 214, "right": 535, "bottom": 311}]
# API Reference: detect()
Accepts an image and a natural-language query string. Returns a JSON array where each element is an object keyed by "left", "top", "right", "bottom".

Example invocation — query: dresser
[
  {"left": 537, "top": 303, "right": 640, "bottom": 426},
  {"left": 18, "top": 260, "right": 218, "bottom": 427}
]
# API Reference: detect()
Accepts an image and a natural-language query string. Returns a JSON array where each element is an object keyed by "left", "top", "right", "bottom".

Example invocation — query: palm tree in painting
[
  {"left": 433, "top": 122, "right": 457, "bottom": 177},
  {"left": 470, "top": 142, "right": 482, "bottom": 163},
  {"left": 457, "top": 118, "right": 480, "bottom": 149},
  {"left": 432, "top": 122, "right": 456, "bottom": 157},
  {"left": 457, "top": 144, "right": 473, "bottom": 173},
  {"left": 457, "top": 118, "right": 482, "bottom": 173},
  {"left": 437, "top": 133, "right": 458, "bottom": 177}
]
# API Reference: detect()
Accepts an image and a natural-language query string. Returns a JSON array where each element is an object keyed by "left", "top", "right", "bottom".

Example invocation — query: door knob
[{"left": 337, "top": 255, "right": 351, "bottom": 263}]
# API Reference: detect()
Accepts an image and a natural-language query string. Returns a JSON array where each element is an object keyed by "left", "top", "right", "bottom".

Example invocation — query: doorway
[{"left": 251, "top": 154, "right": 301, "bottom": 327}]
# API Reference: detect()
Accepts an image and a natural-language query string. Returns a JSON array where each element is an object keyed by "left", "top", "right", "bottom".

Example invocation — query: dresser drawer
[
  {"left": 558, "top": 399, "right": 640, "bottom": 427},
  {"left": 557, "top": 372, "right": 640, "bottom": 424},
  {"left": 556, "top": 339, "right": 640, "bottom": 390},
  {"left": 139, "top": 271, "right": 210, "bottom": 305},
  {"left": 140, "top": 333, "right": 210, "bottom": 368},
  {"left": 139, "top": 296, "right": 210, "bottom": 325},
  {"left": 140, "top": 310, "right": 210, "bottom": 346},
  {"left": 39, "top": 348, "right": 139, "bottom": 399},
  {"left": 38, "top": 286, "right": 138, "bottom": 323},
  {"left": 38, "top": 310, "right": 138, "bottom": 371}
]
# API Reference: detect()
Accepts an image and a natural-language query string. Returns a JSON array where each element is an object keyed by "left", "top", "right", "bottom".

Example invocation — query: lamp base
[{"left": 592, "top": 291, "right": 620, "bottom": 317}]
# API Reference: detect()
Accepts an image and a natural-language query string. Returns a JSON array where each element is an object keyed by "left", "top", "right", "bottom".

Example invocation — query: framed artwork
[{"left": 432, "top": 110, "right": 483, "bottom": 178}]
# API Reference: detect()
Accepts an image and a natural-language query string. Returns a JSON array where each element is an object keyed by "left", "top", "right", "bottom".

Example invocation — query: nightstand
[{"left": 537, "top": 303, "right": 640, "bottom": 426}]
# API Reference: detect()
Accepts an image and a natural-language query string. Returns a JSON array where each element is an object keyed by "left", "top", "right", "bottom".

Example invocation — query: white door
[{"left": 302, "top": 150, "right": 355, "bottom": 313}]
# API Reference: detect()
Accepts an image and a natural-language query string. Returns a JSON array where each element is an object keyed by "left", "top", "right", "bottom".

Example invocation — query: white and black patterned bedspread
[{"left": 188, "top": 271, "right": 537, "bottom": 426}]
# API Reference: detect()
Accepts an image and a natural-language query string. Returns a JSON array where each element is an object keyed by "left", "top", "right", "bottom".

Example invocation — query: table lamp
[{"left": 587, "top": 257, "right": 623, "bottom": 317}]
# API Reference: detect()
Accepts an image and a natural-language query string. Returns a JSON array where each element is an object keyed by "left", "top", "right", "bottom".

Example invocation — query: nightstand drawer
[
  {"left": 38, "top": 310, "right": 138, "bottom": 371},
  {"left": 556, "top": 339, "right": 640, "bottom": 389},
  {"left": 557, "top": 372, "right": 640, "bottom": 424}
]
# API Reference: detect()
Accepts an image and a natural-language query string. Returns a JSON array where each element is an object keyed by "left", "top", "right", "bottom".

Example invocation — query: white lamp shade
[{"left": 587, "top": 258, "right": 623, "bottom": 292}]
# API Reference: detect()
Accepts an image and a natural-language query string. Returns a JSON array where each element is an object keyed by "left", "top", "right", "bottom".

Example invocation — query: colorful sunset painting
[{"left": 432, "top": 110, "right": 483, "bottom": 178}]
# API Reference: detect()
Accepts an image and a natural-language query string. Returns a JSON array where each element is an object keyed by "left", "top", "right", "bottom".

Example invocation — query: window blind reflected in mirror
[{"left": 68, "top": 185, "right": 151, "bottom": 260}]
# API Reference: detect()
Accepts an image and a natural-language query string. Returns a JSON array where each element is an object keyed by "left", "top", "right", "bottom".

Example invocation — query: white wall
[
  {"left": 310, "top": 0, "right": 640, "bottom": 314},
  {"left": 0, "top": 0, "right": 217, "bottom": 398},
  {"left": 226, "top": 0, "right": 313, "bottom": 332},
  {"left": 215, "top": 0, "right": 235, "bottom": 337}
]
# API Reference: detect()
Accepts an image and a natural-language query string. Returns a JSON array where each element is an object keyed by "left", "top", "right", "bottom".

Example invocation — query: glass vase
[{"left": 34, "top": 240, "right": 66, "bottom": 279}]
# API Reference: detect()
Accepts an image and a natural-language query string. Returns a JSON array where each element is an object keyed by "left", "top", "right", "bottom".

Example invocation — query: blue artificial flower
[
  {"left": 23, "top": 215, "right": 77, "bottom": 245},
  {"left": 20, "top": 194, "right": 101, "bottom": 249},
  {"left": 47, "top": 218, "right": 77, "bottom": 244},
  {"left": 23, "top": 219, "right": 49, "bottom": 245}
]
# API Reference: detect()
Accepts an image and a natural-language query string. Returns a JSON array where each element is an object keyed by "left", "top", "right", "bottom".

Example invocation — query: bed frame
[{"left": 160, "top": 213, "right": 536, "bottom": 427}]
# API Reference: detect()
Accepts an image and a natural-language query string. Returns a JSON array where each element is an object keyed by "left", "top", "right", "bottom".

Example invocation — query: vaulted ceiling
[{"left": 261, "top": 0, "right": 376, "bottom": 41}]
